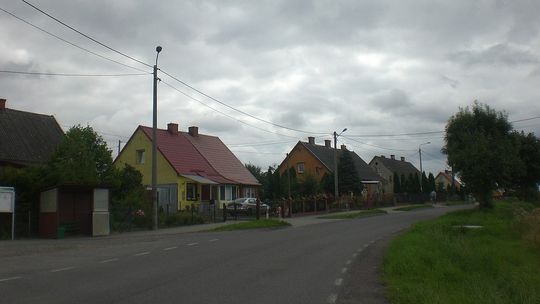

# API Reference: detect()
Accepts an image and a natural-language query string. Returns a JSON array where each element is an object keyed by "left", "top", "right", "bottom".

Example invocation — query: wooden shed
[{"left": 39, "top": 185, "right": 110, "bottom": 238}]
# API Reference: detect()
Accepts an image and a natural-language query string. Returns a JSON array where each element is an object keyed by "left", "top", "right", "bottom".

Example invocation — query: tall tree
[
  {"left": 510, "top": 131, "right": 540, "bottom": 201},
  {"left": 427, "top": 173, "right": 436, "bottom": 193},
  {"left": 47, "top": 125, "right": 114, "bottom": 184},
  {"left": 320, "top": 172, "right": 334, "bottom": 195},
  {"left": 400, "top": 174, "right": 408, "bottom": 193},
  {"left": 421, "top": 172, "right": 428, "bottom": 193},
  {"left": 338, "top": 150, "right": 363, "bottom": 195},
  {"left": 442, "top": 102, "right": 520, "bottom": 208}
]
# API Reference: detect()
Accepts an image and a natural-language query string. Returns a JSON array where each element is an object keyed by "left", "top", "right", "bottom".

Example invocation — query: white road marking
[
  {"left": 0, "top": 276, "right": 22, "bottom": 282},
  {"left": 335, "top": 278, "right": 343, "bottom": 286},
  {"left": 134, "top": 252, "right": 150, "bottom": 256},
  {"left": 50, "top": 267, "right": 75, "bottom": 273},
  {"left": 357, "top": 248, "right": 364, "bottom": 253},
  {"left": 345, "top": 260, "right": 351, "bottom": 265},
  {"left": 352, "top": 253, "right": 358, "bottom": 258},
  {"left": 209, "top": 239, "right": 219, "bottom": 242},
  {"left": 100, "top": 258, "right": 118, "bottom": 263},
  {"left": 327, "top": 294, "right": 338, "bottom": 304},
  {"left": 370, "top": 240, "right": 375, "bottom": 244},
  {"left": 163, "top": 246, "right": 177, "bottom": 251},
  {"left": 187, "top": 242, "right": 199, "bottom": 246},
  {"left": 341, "top": 268, "right": 348, "bottom": 274},
  {"left": 363, "top": 243, "right": 369, "bottom": 248}
]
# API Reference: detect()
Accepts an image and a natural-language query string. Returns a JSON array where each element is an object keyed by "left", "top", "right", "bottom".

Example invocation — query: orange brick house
[{"left": 278, "top": 137, "right": 381, "bottom": 199}]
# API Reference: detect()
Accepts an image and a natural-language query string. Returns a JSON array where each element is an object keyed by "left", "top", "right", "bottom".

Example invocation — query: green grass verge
[
  {"left": 318, "top": 209, "right": 387, "bottom": 219},
  {"left": 394, "top": 204, "right": 434, "bottom": 211},
  {"left": 383, "top": 201, "right": 540, "bottom": 304},
  {"left": 210, "top": 219, "right": 291, "bottom": 231}
]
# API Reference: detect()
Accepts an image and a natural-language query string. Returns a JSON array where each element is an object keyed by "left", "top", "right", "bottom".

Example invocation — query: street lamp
[
  {"left": 334, "top": 128, "right": 347, "bottom": 207},
  {"left": 418, "top": 141, "right": 430, "bottom": 193},
  {"left": 152, "top": 46, "right": 162, "bottom": 230}
]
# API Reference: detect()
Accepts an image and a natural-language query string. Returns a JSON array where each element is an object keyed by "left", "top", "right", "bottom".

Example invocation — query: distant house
[
  {"left": 369, "top": 155, "right": 421, "bottom": 196},
  {"left": 0, "top": 98, "right": 64, "bottom": 171},
  {"left": 435, "top": 170, "right": 461, "bottom": 191},
  {"left": 278, "top": 137, "right": 381, "bottom": 197},
  {"left": 114, "top": 123, "right": 260, "bottom": 212}
]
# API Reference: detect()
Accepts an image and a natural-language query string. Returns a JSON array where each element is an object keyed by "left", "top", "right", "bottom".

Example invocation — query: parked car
[{"left": 226, "top": 198, "right": 269, "bottom": 216}]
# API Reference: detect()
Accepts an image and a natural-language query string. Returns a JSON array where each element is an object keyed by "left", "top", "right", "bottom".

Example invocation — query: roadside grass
[
  {"left": 210, "top": 219, "right": 291, "bottom": 232},
  {"left": 318, "top": 209, "right": 387, "bottom": 219},
  {"left": 393, "top": 204, "right": 433, "bottom": 212},
  {"left": 383, "top": 201, "right": 540, "bottom": 304}
]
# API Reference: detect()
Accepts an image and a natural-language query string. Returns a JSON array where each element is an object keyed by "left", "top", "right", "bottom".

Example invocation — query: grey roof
[
  {"left": 0, "top": 108, "right": 64, "bottom": 166},
  {"left": 370, "top": 156, "right": 421, "bottom": 177},
  {"left": 300, "top": 141, "right": 382, "bottom": 182}
]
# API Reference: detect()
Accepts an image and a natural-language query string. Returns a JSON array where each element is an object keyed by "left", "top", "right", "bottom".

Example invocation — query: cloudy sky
[{"left": 1, "top": 0, "right": 539, "bottom": 175}]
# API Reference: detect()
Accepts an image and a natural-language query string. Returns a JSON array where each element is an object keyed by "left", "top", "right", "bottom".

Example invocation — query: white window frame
[{"left": 297, "top": 162, "right": 305, "bottom": 174}]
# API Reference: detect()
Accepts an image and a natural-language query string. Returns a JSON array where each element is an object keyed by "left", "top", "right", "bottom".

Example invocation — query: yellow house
[{"left": 114, "top": 123, "right": 260, "bottom": 212}]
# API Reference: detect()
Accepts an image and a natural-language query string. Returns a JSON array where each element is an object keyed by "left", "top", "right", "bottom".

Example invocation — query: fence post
[
  {"left": 256, "top": 199, "right": 260, "bottom": 220},
  {"left": 223, "top": 203, "right": 227, "bottom": 222}
]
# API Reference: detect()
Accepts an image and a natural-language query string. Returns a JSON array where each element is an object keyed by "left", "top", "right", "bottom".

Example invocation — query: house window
[
  {"left": 186, "top": 183, "right": 198, "bottom": 201},
  {"left": 136, "top": 149, "right": 145, "bottom": 164},
  {"left": 220, "top": 185, "right": 238, "bottom": 201},
  {"left": 297, "top": 162, "right": 305, "bottom": 174},
  {"left": 244, "top": 187, "right": 256, "bottom": 198}
]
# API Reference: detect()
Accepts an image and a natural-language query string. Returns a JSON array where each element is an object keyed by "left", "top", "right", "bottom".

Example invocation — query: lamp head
[{"left": 156, "top": 46, "right": 162, "bottom": 53}]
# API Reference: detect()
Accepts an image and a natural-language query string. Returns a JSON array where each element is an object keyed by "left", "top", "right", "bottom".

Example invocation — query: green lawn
[
  {"left": 383, "top": 201, "right": 540, "bottom": 304},
  {"left": 210, "top": 219, "right": 291, "bottom": 231},
  {"left": 393, "top": 204, "right": 434, "bottom": 211},
  {"left": 318, "top": 209, "right": 387, "bottom": 219}
]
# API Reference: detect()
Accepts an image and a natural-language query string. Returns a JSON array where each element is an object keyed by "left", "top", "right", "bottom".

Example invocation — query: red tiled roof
[
  {"left": 185, "top": 133, "right": 260, "bottom": 186},
  {"left": 139, "top": 126, "right": 258, "bottom": 186}
]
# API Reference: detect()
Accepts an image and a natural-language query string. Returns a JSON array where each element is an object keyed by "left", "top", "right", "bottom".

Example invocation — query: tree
[
  {"left": 245, "top": 163, "right": 264, "bottom": 183},
  {"left": 338, "top": 150, "right": 363, "bottom": 195},
  {"left": 298, "top": 173, "right": 319, "bottom": 196},
  {"left": 510, "top": 131, "right": 540, "bottom": 201},
  {"left": 421, "top": 172, "right": 428, "bottom": 193},
  {"left": 442, "top": 102, "right": 520, "bottom": 208},
  {"left": 393, "top": 172, "right": 401, "bottom": 194},
  {"left": 400, "top": 174, "right": 408, "bottom": 193},
  {"left": 320, "top": 172, "right": 334, "bottom": 195},
  {"left": 428, "top": 173, "right": 436, "bottom": 193},
  {"left": 47, "top": 125, "right": 114, "bottom": 185}
]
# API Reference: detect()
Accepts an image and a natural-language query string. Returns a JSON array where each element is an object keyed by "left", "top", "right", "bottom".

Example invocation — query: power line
[
  {"left": 342, "top": 135, "right": 416, "bottom": 152},
  {"left": 0, "top": 6, "right": 148, "bottom": 73},
  {"left": 511, "top": 116, "right": 540, "bottom": 123},
  {"left": 160, "top": 70, "right": 327, "bottom": 135},
  {"left": 21, "top": 0, "right": 152, "bottom": 69},
  {"left": 161, "top": 80, "right": 299, "bottom": 139},
  {"left": 347, "top": 130, "right": 444, "bottom": 138},
  {"left": 0, "top": 69, "right": 150, "bottom": 77}
]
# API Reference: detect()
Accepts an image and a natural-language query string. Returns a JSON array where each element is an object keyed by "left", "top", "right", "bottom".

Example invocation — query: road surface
[{"left": 0, "top": 205, "right": 468, "bottom": 304}]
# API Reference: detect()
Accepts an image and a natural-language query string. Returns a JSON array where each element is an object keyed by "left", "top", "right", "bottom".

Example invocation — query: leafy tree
[
  {"left": 442, "top": 102, "right": 520, "bottom": 208},
  {"left": 47, "top": 125, "right": 114, "bottom": 184},
  {"left": 428, "top": 173, "right": 436, "bottom": 193},
  {"left": 510, "top": 131, "right": 540, "bottom": 201},
  {"left": 320, "top": 172, "right": 334, "bottom": 195},
  {"left": 298, "top": 173, "right": 319, "bottom": 196},
  {"left": 421, "top": 172, "right": 428, "bottom": 193},
  {"left": 245, "top": 163, "right": 264, "bottom": 183},
  {"left": 338, "top": 150, "right": 363, "bottom": 195},
  {"left": 393, "top": 172, "right": 401, "bottom": 193}
]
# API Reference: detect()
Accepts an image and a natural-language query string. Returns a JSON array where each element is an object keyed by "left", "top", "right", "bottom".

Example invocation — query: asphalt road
[{"left": 0, "top": 205, "right": 469, "bottom": 304}]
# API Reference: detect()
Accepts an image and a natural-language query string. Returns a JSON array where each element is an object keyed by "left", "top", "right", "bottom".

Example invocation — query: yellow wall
[
  {"left": 114, "top": 128, "right": 201, "bottom": 210},
  {"left": 279, "top": 143, "right": 331, "bottom": 182}
]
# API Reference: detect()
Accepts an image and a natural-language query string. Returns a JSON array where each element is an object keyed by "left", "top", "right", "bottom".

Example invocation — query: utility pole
[
  {"left": 333, "top": 128, "right": 347, "bottom": 208},
  {"left": 152, "top": 46, "right": 162, "bottom": 230},
  {"left": 117, "top": 140, "right": 121, "bottom": 156},
  {"left": 418, "top": 142, "right": 430, "bottom": 193}
]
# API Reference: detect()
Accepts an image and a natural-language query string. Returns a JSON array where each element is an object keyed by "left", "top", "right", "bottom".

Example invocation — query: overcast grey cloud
[{"left": 1, "top": 0, "right": 539, "bottom": 175}]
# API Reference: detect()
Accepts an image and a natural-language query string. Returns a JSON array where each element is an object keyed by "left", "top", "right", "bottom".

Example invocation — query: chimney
[
  {"left": 401, "top": 157, "right": 405, "bottom": 161},
  {"left": 0, "top": 98, "right": 5, "bottom": 110},
  {"left": 188, "top": 126, "right": 199, "bottom": 137},
  {"left": 341, "top": 144, "right": 347, "bottom": 150},
  {"left": 324, "top": 139, "right": 331, "bottom": 148},
  {"left": 308, "top": 137, "right": 315, "bottom": 145},
  {"left": 390, "top": 155, "right": 395, "bottom": 160},
  {"left": 167, "top": 123, "right": 178, "bottom": 135}
]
